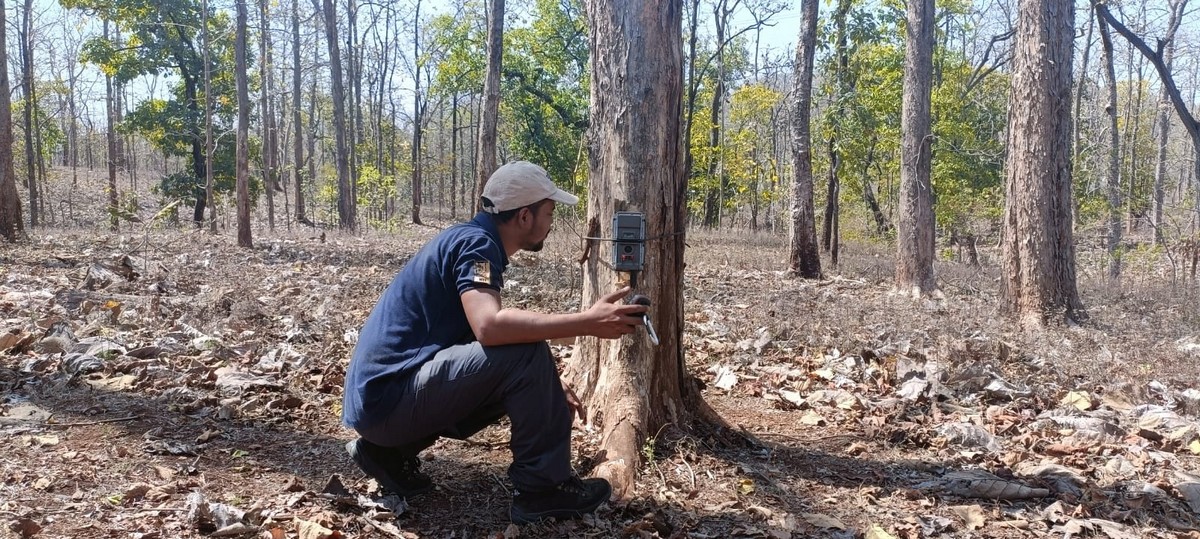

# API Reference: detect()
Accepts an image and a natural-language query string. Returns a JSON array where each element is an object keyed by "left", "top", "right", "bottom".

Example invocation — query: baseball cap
[{"left": 480, "top": 161, "right": 579, "bottom": 213}]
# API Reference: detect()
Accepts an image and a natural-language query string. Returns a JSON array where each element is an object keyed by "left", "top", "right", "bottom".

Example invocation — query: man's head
[{"left": 482, "top": 162, "right": 578, "bottom": 253}]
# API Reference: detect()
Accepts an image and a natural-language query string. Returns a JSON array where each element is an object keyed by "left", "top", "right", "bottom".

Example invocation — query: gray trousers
[{"left": 356, "top": 341, "right": 572, "bottom": 492}]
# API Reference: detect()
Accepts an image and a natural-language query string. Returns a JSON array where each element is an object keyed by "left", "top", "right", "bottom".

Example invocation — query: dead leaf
[
  {"left": 800, "top": 513, "right": 845, "bottom": 530},
  {"left": 799, "top": 411, "right": 826, "bottom": 426},
  {"left": 197, "top": 429, "right": 222, "bottom": 443},
  {"left": 864, "top": 524, "right": 897, "bottom": 539},
  {"left": 10, "top": 517, "right": 41, "bottom": 538},
  {"left": 153, "top": 465, "right": 176, "bottom": 481},
  {"left": 1061, "top": 390, "right": 1094, "bottom": 411},
  {"left": 950, "top": 505, "right": 986, "bottom": 530},
  {"left": 712, "top": 365, "right": 738, "bottom": 391},
  {"left": 737, "top": 478, "right": 755, "bottom": 495},
  {"left": 296, "top": 518, "right": 342, "bottom": 539}
]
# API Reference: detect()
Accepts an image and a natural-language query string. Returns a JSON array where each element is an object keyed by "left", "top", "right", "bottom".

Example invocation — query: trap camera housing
[{"left": 611, "top": 211, "right": 645, "bottom": 273}]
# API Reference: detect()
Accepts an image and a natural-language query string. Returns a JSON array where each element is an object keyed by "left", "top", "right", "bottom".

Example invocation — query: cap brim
[{"left": 548, "top": 189, "right": 579, "bottom": 206}]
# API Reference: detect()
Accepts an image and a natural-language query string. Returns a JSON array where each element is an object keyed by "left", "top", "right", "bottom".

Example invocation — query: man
[{"left": 342, "top": 161, "right": 646, "bottom": 524}]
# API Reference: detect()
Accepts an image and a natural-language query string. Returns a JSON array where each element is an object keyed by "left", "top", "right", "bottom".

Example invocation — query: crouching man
[{"left": 341, "top": 161, "right": 646, "bottom": 523}]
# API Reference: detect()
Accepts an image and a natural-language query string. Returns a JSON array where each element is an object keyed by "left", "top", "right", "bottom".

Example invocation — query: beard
[{"left": 526, "top": 240, "right": 545, "bottom": 252}]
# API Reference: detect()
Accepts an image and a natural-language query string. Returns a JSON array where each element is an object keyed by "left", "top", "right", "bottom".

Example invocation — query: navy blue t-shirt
[{"left": 342, "top": 213, "right": 508, "bottom": 431}]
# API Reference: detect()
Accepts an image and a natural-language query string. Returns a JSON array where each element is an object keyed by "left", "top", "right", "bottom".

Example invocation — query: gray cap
[{"left": 480, "top": 161, "right": 579, "bottom": 213}]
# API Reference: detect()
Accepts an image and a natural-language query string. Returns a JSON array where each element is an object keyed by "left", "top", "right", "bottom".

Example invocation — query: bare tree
[
  {"left": 895, "top": 0, "right": 936, "bottom": 296},
  {"left": 1096, "top": 6, "right": 1122, "bottom": 278},
  {"left": 1001, "top": 0, "right": 1083, "bottom": 324},
  {"left": 1151, "top": 0, "right": 1186, "bottom": 243},
  {"left": 411, "top": 0, "right": 425, "bottom": 225},
  {"left": 236, "top": 0, "right": 252, "bottom": 247},
  {"left": 1094, "top": 1, "right": 1200, "bottom": 235},
  {"left": 19, "top": 0, "right": 38, "bottom": 227},
  {"left": 474, "top": 0, "right": 504, "bottom": 211},
  {"left": 104, "top": 19, "right": 118, "bottom": 232},
  {"left": 0, "top": 0, "right": 22, "bottom": 241},
  {"left": 318, "top": 0, "right": 355, "bottom": 229},
  {"left": 292, "top": 0, "right": 310, "bottom": 226},
  {"left": 787, "top": 0, "right": 820, "bottom": 279}
]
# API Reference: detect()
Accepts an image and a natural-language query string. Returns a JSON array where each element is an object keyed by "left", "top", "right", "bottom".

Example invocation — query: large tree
[
  {"left": 568, "top": 0, "right": 715, "bottom": 501},
  {"left": 787, "top": 0, "right": 820, "bottom": 278},
  {"left": 895, "top": 0, "right": 936, "bottom": 295},
  {"left": 0, "top": 0, "right": 22, "bottom": 241},
  {"left": 1001, "top": 0, "right": 1083, "bottom": 324}
]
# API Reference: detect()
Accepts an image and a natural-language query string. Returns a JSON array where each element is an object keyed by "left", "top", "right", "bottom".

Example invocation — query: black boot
[
  {"left": 345, "top": 438, "right": 434, "bottom": 497},
  {"left": 510, "top": 476, "right": 611, "bottom": 524}
]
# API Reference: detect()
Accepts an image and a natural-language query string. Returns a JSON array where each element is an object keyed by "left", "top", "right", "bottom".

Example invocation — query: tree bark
[
  {"left": 1151, "top": 0, "right": 1185, "bottom": 243},
  {"left": 104, "top": 19, "right": 119, "bottom": 232},
  {"left": 292, "top": 0, "right": 309, "bottom": 226},
  {"left": 261, "top": 0, "right": 276, "bottom": 230},
  {"left": 475, "top": 0, "right": 504, "bottom": 211},
  {"left": 411, "top": 0, "right": 424, "bottom": 225},
  {"left": 20, "top": 0, "right": 38, "bottom": 228},
  {"left": 788, "top": 0, "right": 821, "bottom": 279},
  {"left": 1001, "top": 0, "right": 1084, "bottom": 325},
  {"left": 570, "top": 0, "right": 710, "bottom": 502},
  {"left": 319, "top": 0, "right": 355, "bottom": 230},
  {"left": 1096, "top": 7, "right": 1122, "bottom": 279},
  {"left": 896, "top": 0, "right": 936, "bottom": 296},
  {"left": 235, "top": 0, "right": 252, "bottom": 247},
  {"left": 0, "top": 0, "right": 22, "bottom": 242}
]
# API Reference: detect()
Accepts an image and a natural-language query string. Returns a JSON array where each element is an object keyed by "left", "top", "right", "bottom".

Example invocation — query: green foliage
[
  {"left": 499, "top": 0, "right": 588, "bottom": 187},
  {"left": 62, "top": 0, "right": 242, "bottom": 211},
  {"left": 11, "top": 98, "right": 66, "bottom": 163}
]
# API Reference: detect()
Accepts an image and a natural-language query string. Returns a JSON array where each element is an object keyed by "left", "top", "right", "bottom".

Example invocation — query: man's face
[{"left": 523, "top": 200, "right": 556, "bottom": 252}]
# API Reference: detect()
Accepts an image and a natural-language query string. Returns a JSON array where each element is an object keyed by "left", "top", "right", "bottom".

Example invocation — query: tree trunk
[
  {"left": 702, "top": 0, "right": 728, "bottom": 229},
  {"left": 261, "top": 0, "right": 276, "bottom": 230},
  {"left": 1096, "top": 8, "right": 1122, "bottom": 279},
  {"left": 788, "top": 0, "right": 820, "bottom": 279},
  {"left": 292, "top": 0, "right": 309, "bottom": 226},
  {"left": 1001, "top": 0, "right": 1083, "bottom": 325},
  {"left": 1151, "top": 0, "right": 1185, "bottom": 244},
  {"left": 20, "top": 0, "right": 37, "bottom": 228},
  {"left": 822, "top": 0, "right": 851, "bottom": 265},
  {"left": 0, "top": 0, "right": 22, "bottom": 242},
  {"left": 896, "top": 0, "right": 936, "bottom": 296},
  {"left": 320, "top": 0, "right": 355, "bottom": 230},
  {"left": 411, "top": 0, "right": 424, "bottom": 225},
  {"left": 201, "top": 0, "right": 215, "bottom": 231},
  {"left": 475, "top": 0, "right": 504, "bottom": 211},
  {"left": 104, "top": 20, "right": 119, "bottom": 232},
  {"left": 235, "top": 0, "right": 252, "bottom": 247},
  {"left": 569, "top": 0, "right": 713, "bottom": 502}
]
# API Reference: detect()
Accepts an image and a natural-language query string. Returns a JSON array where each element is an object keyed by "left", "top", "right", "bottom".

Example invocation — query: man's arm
[{"left": 461, "top": 286, "right": 647, "bottom": 346}]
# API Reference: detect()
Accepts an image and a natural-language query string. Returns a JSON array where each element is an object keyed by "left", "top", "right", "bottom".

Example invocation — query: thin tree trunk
[
  {"left": 104, "top": 20, "right": 119, "bottom": 232},
  {"left": 475, "top": 0, "right": 504, "bottom": 211},
  {"left": 20, "top": 0, "right": 38, "bottom": 228},
  {"left": 235, "top": 0, "right": 253, "bottom": 247},
  {"left": 788, "top": 0, "right": 820, "bottom": 279},
  {"left": 1097, "top": 8, "right": 1122, "bottom": 278},
  {"left": 896, "top": 0, "right": 937, "bottom": 298},
  {"left": 261, "top": 0, "right": 276, "bottom": 230},
  {"left": 1152, "top": 0, "right": 1185, "bottom": 243},
  {"left": 0, "top": 0, "right": 22, "bottom": 241},
  {"left": 411, "top": 0, "right": 424, "bottom": 225},
  {"left": 319, "top": 0, "right": 355, "bottom": 229},
  {"left": 293, "top": 0, "right": 309, "bottom": 226}
]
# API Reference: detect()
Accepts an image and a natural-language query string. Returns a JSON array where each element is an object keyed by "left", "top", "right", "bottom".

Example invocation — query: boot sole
[{"left": 345, "top": 439, "right": 433, "bottom": 498}]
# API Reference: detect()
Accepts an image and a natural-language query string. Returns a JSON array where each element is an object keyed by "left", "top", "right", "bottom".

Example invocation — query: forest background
[{"left": 0, "top": 0, "right": 1195, "bottom": 261}]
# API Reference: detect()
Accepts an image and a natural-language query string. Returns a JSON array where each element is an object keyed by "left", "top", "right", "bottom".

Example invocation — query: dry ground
[{"left": 5, "top": 179, "right": 1200, "bottom": 539}]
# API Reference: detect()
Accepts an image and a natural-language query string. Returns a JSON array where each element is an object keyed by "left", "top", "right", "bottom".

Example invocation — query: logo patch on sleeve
[{"left": 472, "top": 260, "right": 492, "bottom": 285}]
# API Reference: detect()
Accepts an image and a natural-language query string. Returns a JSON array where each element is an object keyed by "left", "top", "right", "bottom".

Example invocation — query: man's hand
[
  {"left": 562, "top": 379, "right": 586, "bottom": 424},
  {"left": 584, "top": 286, "right": 646, "bottom": 339}
]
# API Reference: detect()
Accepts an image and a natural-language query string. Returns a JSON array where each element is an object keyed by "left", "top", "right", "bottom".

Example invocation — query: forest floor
[{"left": 6, "top": 178, "right": 1200, "bottom": 538}]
